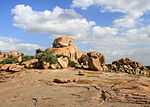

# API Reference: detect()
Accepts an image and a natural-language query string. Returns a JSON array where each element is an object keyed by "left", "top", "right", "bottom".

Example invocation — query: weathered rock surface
[
  {"left": 0, "top": 63, "right": 24, "bottom": 72},
  {"left": 49, "top": 63, "right": 61, "bottom": 69},
  {"left": 21, "top": 59, "right": 38, "bottom": 68},
  {"left": 88, "top": 57, "right": 102, "bottom": 71},
  {"left": 1, "top": 68, "right": 150, "bottom": 107},
  {"left": 8, "top": 64, "right": 24, "bottom": 72},
  {"left": 53, "top": 36, "right": 75, "bottom": 47},
  {"left": 78, "top": 70, "right": 85, "bottom": 76},
  {"left": 58, "top": 57, "right": 69, "bottom": 68}
]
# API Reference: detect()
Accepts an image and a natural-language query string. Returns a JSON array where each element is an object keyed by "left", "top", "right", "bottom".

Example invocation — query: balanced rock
[{"left": 53, "top": 36, "right": 75, "bottom": 47}]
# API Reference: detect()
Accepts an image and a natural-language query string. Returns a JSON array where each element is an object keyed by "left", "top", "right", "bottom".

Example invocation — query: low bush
[
  {"left": 22, "top": 55, "right": 35, "bottom": 62},
  {"left": 0, "top": 58, "right": 19, "bottom": 64}
]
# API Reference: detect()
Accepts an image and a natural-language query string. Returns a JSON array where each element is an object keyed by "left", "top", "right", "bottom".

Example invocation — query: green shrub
[
  {"left": 35, "top": 48, "right": 43, "bottom": 55},
  {"left": 36, "top": 50, "right": 58, "bottom": 64},
  {"left": 0, "top": 58, "right": 19, "bottom": 64},
  {"left": 68, "top": 59, "right": 77, "bottom": 67},
  {"left": 56, "top": 55, "right": 68, "bottom": 58},
  {"left": 22, "top": 55, "right": 35, "bottom": 62}
]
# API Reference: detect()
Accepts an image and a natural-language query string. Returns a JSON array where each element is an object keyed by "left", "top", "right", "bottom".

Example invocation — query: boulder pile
[
  {"left": 78, "top": 52, "right": 106, "bottom": 71},
  {"left": 46, "top": 36, "right": 82, "bottom": 62},
  {"left": 110, "top": 57, "right": 150, "bottom": 75}
]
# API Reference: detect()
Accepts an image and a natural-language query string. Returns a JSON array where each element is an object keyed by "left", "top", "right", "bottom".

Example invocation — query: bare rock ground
[{"left": 0, "top": 68, "right": 150, "bottom": 107}]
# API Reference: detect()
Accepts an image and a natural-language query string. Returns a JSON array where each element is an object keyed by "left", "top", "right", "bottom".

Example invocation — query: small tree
[
  {"left": 36, "top": 50, "right": 58, "bottom": 64},
  {"left": 35, "top": 48, "right": 43, "bottom": 55}
]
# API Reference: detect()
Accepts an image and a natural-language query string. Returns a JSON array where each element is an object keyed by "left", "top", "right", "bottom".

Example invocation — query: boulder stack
[
  {"left": 78, "top": 52, "right": 106, "bottom": 71},
  {"left": 111, "top": 57, "right": 150, "bottom": 75},
  {"left": 46, "top": 36, "right": 82, "bottom": 62},
  {"left": 53, "top": 36, "right": 75, "bottom": 47}
]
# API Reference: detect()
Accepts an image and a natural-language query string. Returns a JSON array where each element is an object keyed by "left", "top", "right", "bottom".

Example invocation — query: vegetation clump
[
  {"left": 0, "top": 58, "right": 19, "bottom": 64},
  {"left": 36, "top": 50, "right": 58, "bottom": 64},
  {"left": 22, "top": 55, "right": 35, "bottom": 62}
]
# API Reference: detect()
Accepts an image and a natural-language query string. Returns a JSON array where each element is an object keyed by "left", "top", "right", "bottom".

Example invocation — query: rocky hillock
[
  {"left": 0, "top": 36, "right": 149, "bottom": 77},
  {"left": 107, "top": 57, "right": 150, "bottom": 76}
]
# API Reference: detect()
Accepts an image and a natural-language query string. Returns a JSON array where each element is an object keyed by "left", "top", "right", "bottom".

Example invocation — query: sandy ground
[{"left": 0, "top": 68, "right": 150, "bottom": 107}]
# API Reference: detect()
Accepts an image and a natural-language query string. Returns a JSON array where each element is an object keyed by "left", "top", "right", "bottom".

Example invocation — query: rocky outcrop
[
  {"left": 0, "top": 51, "right": 23, "bottom": 62},
  {"left": 78, "top": 52, "right": 106, "bottom": 71},
  {"left": 53, "top": 36, "right": 75, "bottom": 47},
  {"left": 110, "top": 57, "right": 150, "bottom": 75}
]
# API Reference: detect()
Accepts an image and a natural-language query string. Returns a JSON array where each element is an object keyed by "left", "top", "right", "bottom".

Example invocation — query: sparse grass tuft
[{"left": 76, "top": 79, "right": 93, "bottom": 84}]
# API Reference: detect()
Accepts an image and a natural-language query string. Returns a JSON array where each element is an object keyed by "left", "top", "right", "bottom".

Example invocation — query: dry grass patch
[
  {"left": 95, "top": 79, "right": 122, "bottom": 85},
  {"left": 76, "top": 79, "right": 93, "bottom": 84}
]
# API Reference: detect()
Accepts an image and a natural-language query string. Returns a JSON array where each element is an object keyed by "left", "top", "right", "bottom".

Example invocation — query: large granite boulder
[
  {"left": 87, "top": 52, "right": 106, "bottom": 66},
  {"left": 87, "top": 52, "right": 106, "bottom": 71},
  {"left": 57, "top": 57, "right": 69, "bottom": 68},
  {"left": 53, "top": 36, "right": 75, "bottom": 47}
]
